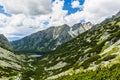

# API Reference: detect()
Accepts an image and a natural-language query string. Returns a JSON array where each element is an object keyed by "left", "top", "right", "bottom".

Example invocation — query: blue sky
[
  {"left": 0, "top": 6, "right": 4, "bottom": 13},
  {"left": 51, "top": 0, "right": 85, "bottom": 15},
  {"left": 63, "top": 0, "right": 84, "bottom": 15},
  {"left": 0, "top": 0, "right": 120, "bottom": 41},
  {"left": 0, "top": 5, "right": 11, "bottom": 16}
]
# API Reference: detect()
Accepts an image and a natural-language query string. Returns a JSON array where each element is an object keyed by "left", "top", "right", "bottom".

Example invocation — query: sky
[{"left": 0, "top": 0, "right": 120, "bottom": 41}]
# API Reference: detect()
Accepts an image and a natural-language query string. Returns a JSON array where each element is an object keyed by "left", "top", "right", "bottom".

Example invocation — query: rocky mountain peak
[{"left": 11, "top": 22, "right": 92, "bottom": 52}]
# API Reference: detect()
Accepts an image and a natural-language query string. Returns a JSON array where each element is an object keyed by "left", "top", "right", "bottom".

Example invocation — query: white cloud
[
  {"left": 82, "top": 0, "right": 120, "bottom": 23},
  {"left": 0, "top": 0, "right": 120, "bottom": 40},
  {"left": 67, "top": 0, "right": 120, "bottom": 24},
  {"left": 0, "top": 14, "right": 49, "bottom": 40},
  {"left": 48, "top": 0, "right": 67, "bottom": 26},
  {"left": 71, "top": 0, "right": 81, "bottom": 8},
  {"left": 0, "top": 0, "right": 67, "bottom": 40},
  {"left": 50, "top": 0, "right": 120, "bottom": 26},
  {"left": 0, "top": 0, "right": 52, "bottom": 16}
]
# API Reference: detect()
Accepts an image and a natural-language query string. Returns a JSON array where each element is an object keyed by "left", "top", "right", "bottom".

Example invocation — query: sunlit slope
[{"left": 33, "top": 15, "right": 120, "bottom": 80}]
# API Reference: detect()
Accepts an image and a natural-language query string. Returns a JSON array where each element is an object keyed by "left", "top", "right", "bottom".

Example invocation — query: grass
[
  {"left": 101, "top": 43, "right": 110, "bottom": 53},
  {"left": 0, "top": 66, "right": 19, "bottom": 78},
  {"left": 95, "top": 55, "right": 117, "bottom": 65},
  {"left": 28, "top": 16, "right": 120, "bottom": 79},
  {"left": 107, "top": 47, "right": 119, "bottom": 55},
  {"left": 55, "top": 63, "right": 120, "bottom": 80},
  {"left": 81, "top": 54, "right": 101, "bottom": 69}
]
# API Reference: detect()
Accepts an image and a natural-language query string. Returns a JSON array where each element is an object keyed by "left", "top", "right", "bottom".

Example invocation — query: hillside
[
  {"left": 0, "top": 0, "right": 120, "bottom": 80},
  {"left": 0, "top": 35, "right": 34, "bottom": 80},
  {"left": 1, "top": 12, "right": 120, "bottom": 80},
  {"left": 31, "top": 14, "right": 120, "bottom": 80},
  {"left": 0, "top": 34, "right": 12, "bottom": 51},
  {"left": 0, "top": 46, "right": 36, "bottom": 80},
  {"left": 0, "top": 47, "right": 22, "bottom": 79},
  {"left": 11, "top": 22, "right": 92, "bottom": 53}
]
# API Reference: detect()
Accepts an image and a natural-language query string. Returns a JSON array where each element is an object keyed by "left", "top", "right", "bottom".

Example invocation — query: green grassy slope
[
  {"left": 32, "top": 16, "right": 120, "bottom": 80},
  {"left": 0, "top": 47, "right": 35, "bottom": 80},
  {"left": 0, "top": 34, "right": 13, "bottom": 51},
  {"left": 56, "top": 63, "right": 120, "bottom": 80}
]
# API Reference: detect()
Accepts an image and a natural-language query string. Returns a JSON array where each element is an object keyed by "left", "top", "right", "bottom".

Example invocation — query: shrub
[{"left": 81, "top": 54, "right": 101, "bottom": 69}]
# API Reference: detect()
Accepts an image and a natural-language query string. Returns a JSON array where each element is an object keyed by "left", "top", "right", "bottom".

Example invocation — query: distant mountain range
[{"left": 11, "top": 22, "right": 92, "bottom": 53}]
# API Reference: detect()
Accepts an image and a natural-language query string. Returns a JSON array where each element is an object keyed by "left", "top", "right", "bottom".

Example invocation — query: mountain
[
  {"left": 28, "top": 13, "right": 120, "bottom": 80},
  {"left": 101, "top": 11, "right": 120, "bottom": 25},
  {"left": 0, "top": 47, "right": 23, "bottom": 79},
  {"left": 11, "top": 22, "right": 92, "bottom": 53},
  {"left": 0, "top": 12, "right": 120, "bottom": 80},
  {"left": 0, "top": 34, "right": 22, "bottom": 79},
  {"left": 113, "top": 11, "right": 120, "bottom": 18},
  {"left": 0, "top": 34, "right": 12, "bottom": 51},
  {"left": 0, "top": 46, "right": 36, "bottom": 80},
  {"left": 0, "top": 35, "right": 34, "bottom": 79}
]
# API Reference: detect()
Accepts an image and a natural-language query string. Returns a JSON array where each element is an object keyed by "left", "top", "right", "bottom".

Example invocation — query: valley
[{"left": 0, "top": 12, "right": 120, "bottom": 80}]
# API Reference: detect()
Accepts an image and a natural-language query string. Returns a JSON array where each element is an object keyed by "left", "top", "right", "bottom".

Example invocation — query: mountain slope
[
  {"left": 11, "top": 23, "right": 92, "bottom": 52},
  {"left": 0, "top": 35, "right": 22, "bottom": 79},
  {"left": 0, "top": 34, "right": 12, "bottom": 51},
  {"left": 0, "top": 47, "right": 22, "bottom": 78},
  {"left": 32, "top": 14, "right": 120, "bottom": 80},
  {"left": 0, "top": 35, "right": 33, "bottom": 79},
  {"left": 0, "top": 46, "right": 35, "bottom": 80}
]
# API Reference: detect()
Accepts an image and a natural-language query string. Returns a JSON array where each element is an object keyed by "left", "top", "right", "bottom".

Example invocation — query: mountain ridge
[
  {"left": 31, "top": 12, "right": 120, "bottom": 80},
  {"left": 11, "top": 22, "right": 92, "bottom": 53},
  {"left": 0, "top": 11, "right": 120, "bottom": 80}
]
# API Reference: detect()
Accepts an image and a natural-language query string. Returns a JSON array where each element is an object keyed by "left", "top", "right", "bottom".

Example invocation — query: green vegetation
[
  {"left": 102, "top": 55, "right": 117, "bottom": 61},
  {"left": 56, "top": 63, "right": 120, "bottom": 80},
  {"left": 101, "top": 43, "right": 110, "bottom": 53},
  {"left": 0, "top": 66, "right": 19, "bottom": 78},
  {"left": 95, "top": 55, "right": 117, "bottom": 65},
  {"left": 0, "top": 12, "right": 120, "bottom": 80},
  {"left": 0, "top": 34, "right": 13, "bottom": 51},
  {"left": 107, "top": 47, "right": 119, "bottom": 55},
  {"left": 32, "top": 15, "right": 120, "bottom": 80},
  {"left": 81, "top": 54, "right": 101, "bottom": 69}
]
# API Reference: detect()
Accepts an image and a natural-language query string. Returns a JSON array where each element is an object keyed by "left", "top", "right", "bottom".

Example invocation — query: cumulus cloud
[
  {"left": 82, "top": 0, "right": 120, "bottom": 23},
  {"left": 0, "top": 0, "right": 120, "bottom": 40},
  {"left": 0, "top": 14, "right": 49, "bottom": 40},
  {"left": 0, "top": 0, "right": 52, "bottom": 16},
  {"left": 0, "top": 0, "right": 67, "bottom": 40},
  {"left": 71, "top": 0, "right": 81, "bottom": 8},
  {"left": 49, "top": 0, "right": 120, "bottom": 26},
  {"left": 49, "top": 0, "right": 67, "bottom": 26},
  {"left": 67, "top": 0, "right": 120, "bottom": 24}
]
